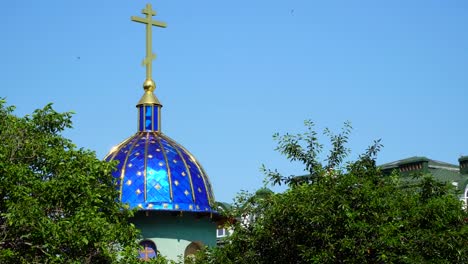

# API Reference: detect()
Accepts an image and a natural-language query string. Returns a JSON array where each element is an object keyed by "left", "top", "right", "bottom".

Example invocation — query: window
[
  {"left": 139, "top": 240, "right": 157, "bottom": 261},
  {"left": 217, "top": 228, "right": 225, "bottom": 237}
]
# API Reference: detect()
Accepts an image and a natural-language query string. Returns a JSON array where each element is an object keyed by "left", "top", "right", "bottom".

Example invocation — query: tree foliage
[
  {"left": 197, "top": 121, "right": 468, "bottom": 264},
  {"left": 0, "top": 100, "right": 143, "bottom": 263}
]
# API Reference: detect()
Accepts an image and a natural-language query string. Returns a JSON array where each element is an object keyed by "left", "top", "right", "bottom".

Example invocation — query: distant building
[
  {"left": 215, "top": 189, "right": 273, "bottom": 246},
  {"left": 214, "top": 202, "right": 234, "bottom": 246},
  {"left": 380, "top": 156, "right": 468, "bottom": 206},
  {"left": 215, "top": 156, "right": 468, "bottom": 246}
]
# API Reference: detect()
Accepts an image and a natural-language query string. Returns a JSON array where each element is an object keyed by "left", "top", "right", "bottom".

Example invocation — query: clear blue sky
[{"left": 1, "top": 0, "right": 467, "bottom": 203}]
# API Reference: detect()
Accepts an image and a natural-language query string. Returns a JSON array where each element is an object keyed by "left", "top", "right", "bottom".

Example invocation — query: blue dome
[{"left": 105, "top": 131, "right": 216, "bottom": 213}]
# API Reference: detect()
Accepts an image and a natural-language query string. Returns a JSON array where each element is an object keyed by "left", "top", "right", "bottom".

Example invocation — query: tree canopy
[
  {"left": 197, "top": 121, "right": 468, "bottom": 264},
  {"left": 0, "top": 100, "right": 143, "bottom": 263}
]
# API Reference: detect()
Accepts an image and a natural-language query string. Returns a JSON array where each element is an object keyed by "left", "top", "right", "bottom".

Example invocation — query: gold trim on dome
[
  {"left": 154, "top": 132, "right": 173, "bottom": 201},
  {"left": 199, "top": 164, "right": 216, "bottom": 207},
  {"left": 137, "top": 108, "right": 140, "bottom": 131},
  {"left": 196, "top": 160, "right": 215, "bottom": 205},
  {"left": 103, "top": 135, "right": 134, "bottom": 161},
  {"left": 158, "top": 105, "right": 162, "bottom": 131},
  {"left": 172, "top": 142, "right": 196, "bottom": 203},
  {"left": 142, "top": 106, "right": 145, "bottom": 130},
  {"left": 164, "top": 134, "right": 215, "bottom": 206},
  {"left": 118, "top": 133, "right": 142, "bottom": 201},
  {"left": 143, "top": 133, "right": 150, "bottom": 201},
  {"left": 151, "top": 106, "right": 154, "bottom": 131}
]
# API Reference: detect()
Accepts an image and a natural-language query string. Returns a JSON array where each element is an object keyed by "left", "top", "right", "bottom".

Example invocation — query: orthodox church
[{"left": 104, "top": 3, "right": 219, "bottom": 261}]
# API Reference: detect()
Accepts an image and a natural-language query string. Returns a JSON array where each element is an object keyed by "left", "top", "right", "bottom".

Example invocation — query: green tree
[
  {"left": 0, "top": 100, "right": 143, "bottom": 263},
  {"left": 197, "top": 121, "right": 468, "bottom": 264}
]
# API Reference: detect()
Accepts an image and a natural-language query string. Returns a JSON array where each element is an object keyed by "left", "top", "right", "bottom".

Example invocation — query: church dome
[
  {"left": 104, "top": 4, "right": 217, "bottom": 214},
  {"left": 105, "top": 131, "right": 216, "bottom": 213}
]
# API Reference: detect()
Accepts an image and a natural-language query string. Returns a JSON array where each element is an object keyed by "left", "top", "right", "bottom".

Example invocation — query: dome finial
[
  {"left": 143, "top": 78, "right": 156, "bottom": 92},
  {"left": 131, "top": 3, "right": 166, "bottom": 105}
]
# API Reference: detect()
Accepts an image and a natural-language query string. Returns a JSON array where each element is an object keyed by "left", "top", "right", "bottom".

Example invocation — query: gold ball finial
[{"left": 143, "top": 79, "right": 156, "bottom": 92}]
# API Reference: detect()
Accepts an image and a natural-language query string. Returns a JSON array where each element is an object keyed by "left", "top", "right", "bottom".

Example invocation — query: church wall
[{"left": 132, "top": 211, "right": 217, "bottom": 260}]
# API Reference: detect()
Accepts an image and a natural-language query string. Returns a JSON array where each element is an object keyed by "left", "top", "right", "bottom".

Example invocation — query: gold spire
[{"left": 131, "top": 3, "right": 167, "bottom": 106}]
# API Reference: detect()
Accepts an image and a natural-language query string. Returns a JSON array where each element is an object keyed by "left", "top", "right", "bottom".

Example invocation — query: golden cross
[
  {"left": 140, "top": 245, "right": 155, "bottom": 260},
  {"left": 131, "top": 3, "right": 167, "bottom": 82}
]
